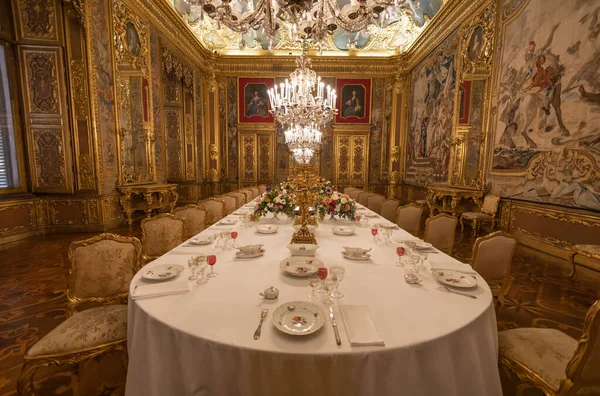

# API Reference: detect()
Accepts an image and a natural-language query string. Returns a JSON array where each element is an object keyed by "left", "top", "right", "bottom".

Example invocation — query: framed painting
[
  {"left": 335, "top": 79, "right": 371, "bottom": 124},
  {"left": 458, "top": 81, "right": 472, "bottom": 125},
  {"left": 238, "top": 78, "right": 274, "bottom": 123}
]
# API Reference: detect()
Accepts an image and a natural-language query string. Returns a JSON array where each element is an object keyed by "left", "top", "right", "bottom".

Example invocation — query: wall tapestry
[
  {"left": 335, "top": 79, "right": 371, "bottom": 124},
  {"left": 489, "top": 0, "right": 600, "bottom": 210},
  {"left": 238, "top": 77, "right": 274, "bottom": 123},
  {"left": 406, "top": 29, "right": 458, "bottom": 186}
]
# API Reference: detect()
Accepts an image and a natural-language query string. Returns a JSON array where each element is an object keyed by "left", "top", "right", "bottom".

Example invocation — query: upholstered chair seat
[
  {"left": 470, "top": 231, "right": 517, "bottom": 308},
  {"left": 199, "top": 198, "right": 226, "bottom": 226},
  {"left": 424, "top": 214, "right": 458, "bottom": 255},
  {"left": 367, "top": 194, "right": 386, "bottom": 213},
  {"left": 349, "top": 189, "right": 362, "bottom": 200},
  {"left": 141, "top": 214, "right": 185, "bottom": 262},
  {"left": 173, "top": 205, "right": 206, "bottom": 239},
  {"left": 460, "top": 194, "right": 500, "bottom": 236},
  {"left": 379, "top": 199, "right": 400, "bottom": 222},
  {"left": 358, "top": 192, "right": 375, "bottom": 206},
  {"left": 395, "top": 203, "right": 423, "bottom": 236},
  {"left": 220, "top": 194, "right": 237, "bottom": 215},
  {"left": 27, "top": 305, "right": 127, "bottom": 358},
  {"left": 499, "top": 300, "right": 600, "bottom": 396}
]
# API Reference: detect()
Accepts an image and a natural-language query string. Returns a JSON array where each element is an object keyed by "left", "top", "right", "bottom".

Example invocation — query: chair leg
[
  {"left": 460, "top": 216, "right": 465, "bottom": 233},
  {"left": 472, "top": 219, "right": 478, "bottom": 237},
  {"left": 568, "top": 252, "right": 577, "bottom": 278}
]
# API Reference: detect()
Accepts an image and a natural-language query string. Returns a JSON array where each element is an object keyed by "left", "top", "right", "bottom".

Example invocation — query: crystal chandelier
[
  {"left": 291, "top": 147, "right": 316, "bottom": 164},
  {"left": 183, "top": 0, "right": 405, "bottom": 53},
  {"left": 284, "top": 124, "right": 323, "bottom": 163}
]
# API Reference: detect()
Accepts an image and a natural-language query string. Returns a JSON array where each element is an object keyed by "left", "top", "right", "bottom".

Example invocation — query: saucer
[
  {"left": 341, "top": 252, "right": 371, "bottom": 261},
  {"left": 256, "top": 224, "right": 279, "bottom": 234},
  {"left": 235, "top": 250, "right": 265, "bottom": 259},
  {"left": 332, "top": 226, "right": 355, "bottom": 236},
  {"left": 219, "top": 218, "right": 237, "bottom": 226}
]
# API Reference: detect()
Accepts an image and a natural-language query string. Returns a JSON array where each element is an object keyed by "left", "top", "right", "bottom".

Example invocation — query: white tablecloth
[{"left": 126, "top": 206, "right": 502, "bottom": 396}]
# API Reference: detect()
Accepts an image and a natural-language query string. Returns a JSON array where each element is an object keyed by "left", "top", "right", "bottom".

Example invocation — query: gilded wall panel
[
  {"left": 226, "top": 77, "right": 238, "bottom": 182},
  {"left": 150, "top": 28, "right": 164, "bottom": 178},
  {"left": 488, "top": 0, "right": 600, "bottom": 211},
  {"left": 102, "top": 196, "right": 124, "bottom": 224},
  {"left": 240, "top": 133, "right": 256, "bottom": 183},
  {"left": 257, "top": 133, "right": 273, "bottom": 183},
  {"left": 195, "top": 68, "right": 204, "bottom": 183},
  {"left": 275, "top": 124, "right": 290, "bottom": 183},
  {"left": 31, "top": 128, "right": 69, "bottom": 191},
  {"left": 15, "top": 0, "right": 59, "bottom": 43},
  {"left": 0, "top": 202, "right": 36, "bottom": 234},
  {"left": 49, "top": 200, "right": 86, "bottom": 225},
  {"left": 334, "top": 131, "right": 370, "bottom": 187},
  {"left": 184, "top": 89, "right": 195, "bottom": 181},
  {"left": 368, "top": 78, "right": 388, "bottom": 185},
  {"left": 166, "top": 146, "right": 183, "bottom": 180},
  {"left": 24, "top": 51, "right": 60, "bottom": 114}
]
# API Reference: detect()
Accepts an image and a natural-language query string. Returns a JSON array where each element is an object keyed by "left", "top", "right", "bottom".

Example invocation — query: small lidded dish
[
  {"left": 259, "top": 286, "right": 279, "bottom": 299},
  {"left": 287, "top": 244, "right": 319, "bottom": 257}
]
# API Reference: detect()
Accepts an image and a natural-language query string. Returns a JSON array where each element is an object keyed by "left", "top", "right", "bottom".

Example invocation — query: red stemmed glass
[
  {"left": 355, "top": 215, "right": 362, "bottom": 227},
  {"left": 396, "top": 246, "right": 406, "bottom": 267},
  {"left": 318, "top": 267, "right": 328, "bottom": 280},
  {"left": 207, "top": 255, "right": 217, "bottom": 278},
  {"left": 371, "top": 228, "right": 378, "bottom": 244},
  {"left": 231, "top": 231, "right": 238, "bottom": 248}
]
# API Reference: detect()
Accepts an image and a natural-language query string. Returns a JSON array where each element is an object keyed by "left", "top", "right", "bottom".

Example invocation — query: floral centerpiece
[
  {"left": 314, "top": 182, "right": 357, "bottom": 220},
  {"left": 252, "top": 188, "right": 295, "bottom": 219}
]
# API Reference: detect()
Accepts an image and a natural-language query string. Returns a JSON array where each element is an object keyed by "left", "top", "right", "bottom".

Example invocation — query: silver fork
[
  {"left": 436, "top": 286, "right": 477, "bottom": 299},
  {"left": 253, "top": 309, "right": 268, "bottom": 340}
]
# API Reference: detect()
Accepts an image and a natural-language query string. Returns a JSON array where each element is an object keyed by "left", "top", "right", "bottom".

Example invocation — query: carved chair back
[
  {"left": 424, "top": 213, "right": 458, "bottom": 255},
  {"left": 141, "top": 214, "right": 185, "bottom": 261},
  {"left": 396, "top": 203, "right": 423, "bottom": 236},
  {"left": 173, "top": 204, "right": 207, "bottom": 239}
]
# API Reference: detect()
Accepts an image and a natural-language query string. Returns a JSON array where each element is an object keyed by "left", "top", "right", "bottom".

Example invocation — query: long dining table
[{"left": 125, "top": 201, "right": 502, "bottom": 396}]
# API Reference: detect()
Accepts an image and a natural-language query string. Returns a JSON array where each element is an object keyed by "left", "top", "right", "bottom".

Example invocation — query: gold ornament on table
[{"left": 289, "top": 165, "right": 321, "bottom": 245}]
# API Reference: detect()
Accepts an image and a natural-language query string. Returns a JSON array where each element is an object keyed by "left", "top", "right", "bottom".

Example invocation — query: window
[{"left": 0, "top": 43, "right": 20, "bottom": 190}]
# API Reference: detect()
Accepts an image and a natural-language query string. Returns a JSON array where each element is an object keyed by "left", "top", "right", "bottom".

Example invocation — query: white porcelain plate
[
  {"left": 272, "top": 301, "right": 325, "bottom": 336},
  {"left": 332, "top": 226, "right": 355, "bottom": 236},
  {"left": 141, "top": 264, "right": 184, "bottom": 281},
  {"left": 414, "top": 241, "right": 433, "bottom": 249},
  {"left": 342, "top": 252, "right": 371, "bottom": 261},
  {"left": 365, "top": 213, "right": 379, "bottom": 218},
  {"left": 279, "top": 257, "right": 322, "bottom": 277},
  {"left": 433, "top": 270, "right": 478, "bottom": 289},
  {"left": 255, "top": 225, "right": 278, "bottom": 234},
  {"left": 188, "top": 236, "right": 213, "bottom": 245},
  {"left": 219, "top": 218, "right": 237, "bottom": 226},
  {"left": 235, "top": 250, "right": 264, "bottom": 259}
]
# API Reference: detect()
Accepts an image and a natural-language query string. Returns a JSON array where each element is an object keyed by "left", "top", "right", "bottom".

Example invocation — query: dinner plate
[
  {"left": 272, "top": 301, "right": 325, "bottom": 336},
  {"left": 255, "top": 224, "right": 279, "bottom": 234},
  {"left": 365, "top": 213, "right": 379, "bottom": 218},
  {"left": 332, "top": 226, "right": 355, "bottom": 236},
  {"left": 279, "top": 257, "right": 322, "bottom": 277},
  {"left": 342, "top": 252, "right": 371, "bottom": 261},
  {"left": 188, "top": 236, "right": 213, "bottom": 245},
  {"left": 235, "top": 251, "right": 264, "bottom": 259},
  {"left": 433, "top": 270, "right": 478, "bottom": 288},
  {"left": 219, "top": 218, "right": 237, "bottom": 226},
  {"left": 413, "top": 241, "right": 433, "bottom": 250},
  {"left": 141, "top": 264, "right": 184, "bottom": 281}
]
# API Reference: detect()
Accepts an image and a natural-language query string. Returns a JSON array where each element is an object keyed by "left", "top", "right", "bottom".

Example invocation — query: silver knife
[
  {"left": 254, "top": 309, "right": 268, "bottom": 340},
  {"left": 329, "top": 307, "right": 341, "bottom": 346}
]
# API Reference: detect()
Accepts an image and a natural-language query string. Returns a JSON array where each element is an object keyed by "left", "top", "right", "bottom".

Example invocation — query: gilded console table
[
  {"left": 118, "top": 184, "right": 179, "bottom": 225},
  {"left": 426, "top": 186, "right": 485, "bottom": 217}
]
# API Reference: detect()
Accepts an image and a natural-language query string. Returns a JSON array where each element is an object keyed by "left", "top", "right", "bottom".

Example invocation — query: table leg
[
  {"left": 459, "top": 215, "right": 465, "bottom": 233},
  {"left": 451, "top": 197, "right": 460, "bottom": 217},
  {"left": 169, "top": 189, "right": 179, "bottom": 212},
  {"left": 143, "top": 192, "right": 154, "bottom": 218},
  {"left": 119, "top": 192, "right": 134, "bottom": 226}
]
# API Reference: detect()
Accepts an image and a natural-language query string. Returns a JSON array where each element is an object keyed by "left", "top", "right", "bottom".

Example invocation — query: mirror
[{"left": 113, "top": 0, "right": 155, "bottom": 185}]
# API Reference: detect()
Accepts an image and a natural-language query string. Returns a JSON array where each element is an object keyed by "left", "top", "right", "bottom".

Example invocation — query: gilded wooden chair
[
  {"left": 344, "top": 187, "right": 357, "bottom": 195},
  {"left": 470, "top": 231, "right": 517, "bottom": 308},
  {"left": 238, "top": 189, "right": 253, "bottom": 203},
  {"left": 199, "top": 197, "right": 226, "bottom": 226},
  {"left": 499, "top": 300, "right": 600, "bottom": 396},
  {"left": 349, "top": 189, "right": 363, "bottom": 200},
  {"left": 459, "top": 194, "right": 500, "bottom": 236},
  {"left": 141, "top": 213, "right": 185, "bottom": 262},
  {"left": 367, "top": 194, "right": 386, "bottom": 213},
  {"left": 395, "top": 203, "right": 423, "bottom": 236},
  {"left": 379, "top": 199, "right": 400, "bottom": 222},
  {"left": 18, "top": 233, "right": 142, "bottom": 395},
  {"left": 173, "top": 204, "right": 207, "bottom": 239},
  {"left": 220, "top": 194, "right": 237, "bottom": 215},
  {"left": 231, "top": 191, "right": 247, "bottom": 207},
  {"left": 568, "top": 245, "right": 600, "bottom": 278},
  {"left": 423, "top": 213, "right": 458, "bottom": 255},
  {"left": 258, "top": 184, "right": 267, "bottom": 194},
  {"left": 357, "top": 192, "right": 375, "bottom": 206},
  {"left": 249, "top": 187, "right": 260, "bottom": 199}
]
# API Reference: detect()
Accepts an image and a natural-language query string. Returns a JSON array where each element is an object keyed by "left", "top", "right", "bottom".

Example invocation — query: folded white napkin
[
  {"left": 429, "top": 255, "right": 477, "bottom": 274},
  {"left": 339, "top": 305, "right": 385, "bottom": 347},
  {"left": 132, "top": 279, "right": 190, "bottom": 300}
]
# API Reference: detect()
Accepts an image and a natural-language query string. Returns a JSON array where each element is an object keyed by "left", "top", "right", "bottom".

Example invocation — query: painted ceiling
[{"left": 170, "top": 0, "right": 444, "bottom": 56}]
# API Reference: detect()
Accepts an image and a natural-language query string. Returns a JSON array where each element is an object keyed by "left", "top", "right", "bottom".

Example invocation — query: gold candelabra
[{"left": 289, "top": 165, "right": 321, "bottom": 245}]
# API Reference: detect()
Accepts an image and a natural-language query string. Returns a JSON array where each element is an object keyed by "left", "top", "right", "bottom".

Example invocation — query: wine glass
[
  {"left": 408, "top": 249, "right": 420, "bottom": 273},
  {"left": 417, "top": 251, "right": 428, "bottom": 271},
  {"left": 196, "top": 256, "right": 209, "bottom": 284},
  {"left": 231, "top": 230, "right": 239, "bottom": 248},
  {"left": 207, "top": 255, "right": 217, "bottom": 278},
  {"left": 187, "top": 257, "right": 199, "bottom": 280},
  {"left": 330, "top": 266, "right": 345, "bottom": 298},
  {"left": 355, "top": 215, "right": 362, "bottom": 227},
  {"left": 221, "top": 232, "right": 230, "bottom": 251},
  {"left": 371, "top": 228, "right": 379, "bottom": 244},
  {"left": 308, "top": 274, "right": 320, "bottom": 300},
  {"left": 320, "top": 279, "right": 336, "bottom": 305},
  {"left": 396, "top": 246, "right": 406, "bottom": 267},
  {"left": 383, "top": 228, "right": 393, "bottom": 244}
]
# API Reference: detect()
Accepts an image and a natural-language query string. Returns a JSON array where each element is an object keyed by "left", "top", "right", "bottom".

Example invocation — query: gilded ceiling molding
[
  {"left": 123, "top": 0, "right": 213, "bottom": 73},
  {"left": 401, "top": 0, "right": 490, "bottom": 70}
]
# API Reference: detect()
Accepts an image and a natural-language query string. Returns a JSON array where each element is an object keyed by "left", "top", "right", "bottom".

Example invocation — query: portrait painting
[
  {"left": 406, "top": 29, "right": 458, "bottom": 186},
  {"left": 238, "top": 78, "right": 274, "bottom": 123},
  {"left": 125, "top": 21, "right": 141, "bottom": 56},
  {"left": 489, "top": 0, "right": 600, "bottom": 210},
  {"left": 335, "top": 79, "right": 371, "bottom": 124},
  {"left": 467, "top": 26, "right": 484, "bottom": 61}
]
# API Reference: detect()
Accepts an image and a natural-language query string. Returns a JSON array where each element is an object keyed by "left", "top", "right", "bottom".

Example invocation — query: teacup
[
  {"left": 259, "top": 286, "right": 279, "bottom": 299},
  {"left": 343, "top": 246, "right": 372, "bottom": 256},
  {"left": 238, "top": 244, "right": 264, "bottom": 254}
]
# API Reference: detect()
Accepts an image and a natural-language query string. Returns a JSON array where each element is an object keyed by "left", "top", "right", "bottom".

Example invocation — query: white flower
[
  {"left": 274, "top": 196, "right": 281, "bottom": 203},
  {"left": 267, "top": 202, "right": 274, "bottom": 208},
  {"left": 331, "top": 193, "right": 340, "bottom": 201},
  {"left": 341, "top": 198, "right": 347, "bottom": 204}
]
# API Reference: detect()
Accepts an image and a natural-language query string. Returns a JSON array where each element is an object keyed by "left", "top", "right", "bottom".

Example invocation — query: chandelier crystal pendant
[{"left": 183, "top": 0, "right": 405, "bottom": 53}]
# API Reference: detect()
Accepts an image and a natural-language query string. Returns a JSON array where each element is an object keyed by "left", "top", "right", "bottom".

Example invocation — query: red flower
[{"left": 328, "top": 205, "right": 335, "bottom": 212}]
